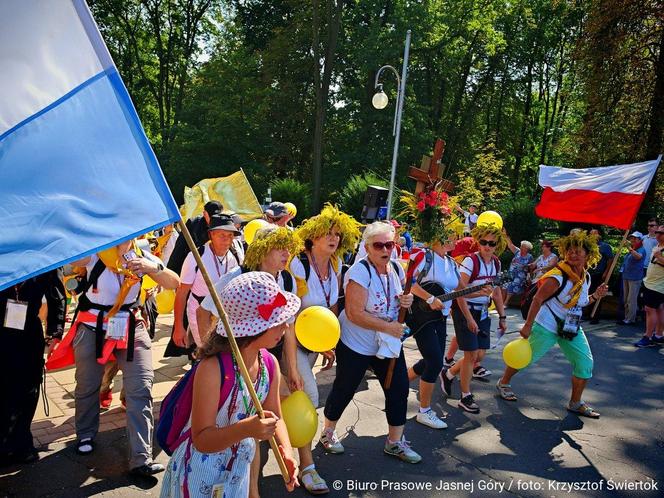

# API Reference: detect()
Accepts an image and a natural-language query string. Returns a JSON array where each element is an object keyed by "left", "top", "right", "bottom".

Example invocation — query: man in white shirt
[
  {"left": 642, "top": 218, "right": 659, "bottom": 274},
  {"left": 455, "top": 204, "right": 479, "bottom": 235},
  {"left": 173, "top": 214, "right": 242, "bottom": 348}
]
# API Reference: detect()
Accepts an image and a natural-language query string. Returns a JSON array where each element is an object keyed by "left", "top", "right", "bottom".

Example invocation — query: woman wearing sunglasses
[
  {"left": 322, "top": 222, "right": 420, "bottom": 463},
  {"left": 441, "top": 224, "right": 508, "bottom": 414}
]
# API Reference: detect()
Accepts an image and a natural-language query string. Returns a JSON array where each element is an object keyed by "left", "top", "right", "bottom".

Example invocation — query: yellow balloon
[
  {"left": 284, "top": 202, "right": 297, "bottom": 218},
  {"left": 295, "top": 306, "right": 340, "bottom": 353},
  {"left": 244, "top": 219, "right": 269, "bottom": 245},
  {"left": 142, "top": 275, "right": 158, "bottom": 290},
  {"left": 281, "top": 391, "right": 318, "bottom": 448},
  {"left": 502, "top": 338, "right": 532, "bottom": 370},
  {"left": 155, "top": 289, "right": 176, "bottom": 314},
  {"left": 477, "top": 210, "right": 503, "bottom": 229}
]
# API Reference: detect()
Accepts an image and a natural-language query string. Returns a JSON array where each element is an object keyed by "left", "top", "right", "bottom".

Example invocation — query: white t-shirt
[
  {"left": 532, "top": 253, "right": 557, "bottom": 282},
  {"left": 161, "top": 231, "right": 178, "bottom": 266},
  {"left": 339, "top": 258, "right": 405, "bottom": 356},
  {"left": 82, "top": 252, "right": 163, "bottom": 321},
  {"left": 289, "top": 255, "right": 341, "bottom": 310},
  {"left": 459, "top": 254, "right": 498, "bottom": 306},
  {"left": 412, "top": 251, "right": 460, "bottom": 316},
  {"left": 535, "top": 274, "right": 590, "bottom": 333},
  {"left": 180, "top": 242, "right": 241, "bottom": 344},
  {"left": 200, "top": 267, "right": 290, "bottom": 316},
  {"left": 463, "top": 211, "right": 478, "bottom": 232}
]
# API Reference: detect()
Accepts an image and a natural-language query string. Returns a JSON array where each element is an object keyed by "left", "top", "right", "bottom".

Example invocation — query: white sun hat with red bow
[{"left": 218, "top": 271, "right": 301, "bottom": 337}]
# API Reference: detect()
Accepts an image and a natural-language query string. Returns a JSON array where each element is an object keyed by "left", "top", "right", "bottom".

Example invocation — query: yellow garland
[
  {"left": 295, "top": 203, "right": 362, "bottom": 261},
  {"left": 470, "top": 224, "right": 508, "bottom": 255},
  {"left": 243, "top": 227, "right": 303, "bottom": 271},
  {"left": 554, "top": 230, "right": 601, "bottom": 269}
]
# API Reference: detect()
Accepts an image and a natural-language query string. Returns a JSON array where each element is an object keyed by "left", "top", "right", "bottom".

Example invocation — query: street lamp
[{"left": 372, "top": 30, "right": 411, "bottom": 221}]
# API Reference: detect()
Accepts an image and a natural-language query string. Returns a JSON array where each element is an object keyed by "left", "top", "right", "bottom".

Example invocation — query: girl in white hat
[{"left": 161, "top": 272, "right": 301, "bottom": 498}]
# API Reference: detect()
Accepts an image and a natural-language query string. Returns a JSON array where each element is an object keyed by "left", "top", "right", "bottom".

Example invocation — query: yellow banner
[{"left": 180, "top": 169, "right": 263, "bottom": 222}]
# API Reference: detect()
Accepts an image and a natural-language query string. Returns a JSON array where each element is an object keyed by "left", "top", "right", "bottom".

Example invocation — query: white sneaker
[
  {"left": 319, "top": 428, "right": 345, "bottom": 454},
  {"left": 416, "top": 409, "right": 448, "bottom": 429}
]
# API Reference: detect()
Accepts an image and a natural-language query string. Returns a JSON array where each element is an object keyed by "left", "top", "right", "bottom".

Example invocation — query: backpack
[
  {"left": 156, "top": 348, "right": 276, "bottom": 456},
  {"left": 520, "top": 265, "right": 571, "bottom": 320},
  {"left": 467, "top": 252, "right": 500, "bottom": 283},
  {"left": 406, "top": 249, "right": 434, "bottom": 284}
]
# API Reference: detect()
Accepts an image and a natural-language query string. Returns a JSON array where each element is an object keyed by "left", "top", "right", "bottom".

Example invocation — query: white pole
[{"left": 386, "top": 30, "right": 411, "bottom": 221}]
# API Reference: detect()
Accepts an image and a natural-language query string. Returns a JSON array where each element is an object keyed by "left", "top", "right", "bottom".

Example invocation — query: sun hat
[
  {"left": 208, "top": 214, "right": 241, "bottom": 235},
  {"left": 218, "top": 272, "right": 301, "bottom": 337}
]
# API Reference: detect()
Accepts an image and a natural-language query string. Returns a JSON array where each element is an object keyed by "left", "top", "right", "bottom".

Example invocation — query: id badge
[
  {"left": 480, "top": 305, "right": 489, "bottom": 322},
  {"left": 106, "top": 312, "right": 129, "bottom": 340},
  {"left": 563, "top": 306, "right": 581, "bottom": 334},
  {"left": 4, "top": 299, "right": 28, "bottom": 330},
  {"left": 211, "top": 483, "right": 224, "bottom": 498}
]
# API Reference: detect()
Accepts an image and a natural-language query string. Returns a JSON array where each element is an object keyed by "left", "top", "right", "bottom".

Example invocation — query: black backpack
[{"left": 520, "top": 266, "right": 569, "bottom": 319}]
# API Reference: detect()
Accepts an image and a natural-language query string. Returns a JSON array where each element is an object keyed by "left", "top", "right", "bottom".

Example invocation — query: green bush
[
  {"left": 269, "top": 178, "right": 312, "bottom": 224},
  {"left": 497, "top": 197, "right": 544, "bottom": 247},
  {"left": 338, "top": 172, "right": 388, "bottom": 220}
]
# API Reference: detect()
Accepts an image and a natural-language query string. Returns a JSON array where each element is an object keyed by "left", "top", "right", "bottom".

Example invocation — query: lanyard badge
[{"left": 4, "top": 299, "right": 28, "bottom": 331}]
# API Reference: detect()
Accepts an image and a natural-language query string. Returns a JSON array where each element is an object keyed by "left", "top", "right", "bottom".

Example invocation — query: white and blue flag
[{"left": 0, "top": 0, "right": 180, "bottom": 291}]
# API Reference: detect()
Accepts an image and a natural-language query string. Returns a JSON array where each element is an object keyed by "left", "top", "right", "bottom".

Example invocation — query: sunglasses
[
  {"left": 372, "top": 241, "right": 396, "bottom": 251},
  {"left": 478, "top": 239, "right": 497, "bottom": 247}
]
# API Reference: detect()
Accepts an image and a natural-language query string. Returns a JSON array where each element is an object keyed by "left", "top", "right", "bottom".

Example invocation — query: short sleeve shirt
[
  {"left": 535, "top": 274, "right": 590, "bottom": 333},
  {"left": 339, "top": 258, "right": 405, "bottom": 356},
  {"left": 459, "top": 254, "right": 498, "bottom": 306},
  {"left": 289, "top": 255, "right": 341, "bottom": 310},
  {"left": 412, "top": 251, "right": 460, "bottom": 316}
]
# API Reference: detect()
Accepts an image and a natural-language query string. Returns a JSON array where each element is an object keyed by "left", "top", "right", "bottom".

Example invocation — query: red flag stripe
[{"left": 535, "top": 187, "right": 645, "bottom": 230}]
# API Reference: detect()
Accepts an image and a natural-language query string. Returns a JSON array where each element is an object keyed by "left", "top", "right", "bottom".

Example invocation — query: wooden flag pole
[
  {"left": 176, "top": 220, "right": 290, "bottom": 483},
  {"left": 590, "top": 228, "right": 630, "bottom": 319}
]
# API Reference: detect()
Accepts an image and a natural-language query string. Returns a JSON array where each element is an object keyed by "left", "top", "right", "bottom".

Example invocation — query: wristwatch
[
  {"left": 155, "top": 262, "right": 165, "bottom": 274},
  {"left": 426, "top": 295, "right": 435, "bottom": 305}
]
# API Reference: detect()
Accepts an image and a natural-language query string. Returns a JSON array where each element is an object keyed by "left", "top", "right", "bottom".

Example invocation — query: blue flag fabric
[{"left": 0, "top": 0, "right": 179, "bottom": 291}]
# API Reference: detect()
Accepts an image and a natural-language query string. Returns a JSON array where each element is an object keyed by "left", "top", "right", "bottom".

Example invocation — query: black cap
[
  {"left": 204, "top": 200, "right": 223, "bottom": 217},
  {"left": 208, "top": 214, "right": 241, "bottom": 235}
]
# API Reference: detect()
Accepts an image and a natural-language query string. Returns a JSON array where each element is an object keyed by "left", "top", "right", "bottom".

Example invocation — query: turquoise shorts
[{"left": 526, "top": 322, "right": 594, "bottom": 379}]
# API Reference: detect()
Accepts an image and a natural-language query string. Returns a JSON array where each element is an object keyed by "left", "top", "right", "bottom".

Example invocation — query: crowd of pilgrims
[{"left": 1, "top": 199, "right": 616, "bottom": 497}]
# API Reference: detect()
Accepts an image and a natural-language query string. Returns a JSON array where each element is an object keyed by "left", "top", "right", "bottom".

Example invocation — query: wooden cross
[{"left": 407, "top": 138, "right": 454, "bottom": 194}]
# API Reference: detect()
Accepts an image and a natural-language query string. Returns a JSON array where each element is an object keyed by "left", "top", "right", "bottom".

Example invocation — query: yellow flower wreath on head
[
  {"left": 470, "top": 224, "right": 508, "bottom": 255},
  {"left": 243, "top": 226, "right": 303, "bottom": 271},
  {"left": 554, "top": 230, "right": 601, "bottom": 269},
  {"left": 295, "top": 204, "right": 362, "bottom": 265}
]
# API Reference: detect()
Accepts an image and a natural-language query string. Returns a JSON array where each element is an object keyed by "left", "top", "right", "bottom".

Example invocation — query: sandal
[
  {"left": 75, "top": 438, "right": 95, "bottom": 455},
  {"left": 567, "top": 401, "right": 600, "bottom": 419},
  {"left": 496, "top": 382, "right": 518, "bottom": 401},
  {"left": 473, "top": 366, "right": 492, "bottom": 378},
  {"left": 300, "top": 468, "right": 330, "bottom": 495}
]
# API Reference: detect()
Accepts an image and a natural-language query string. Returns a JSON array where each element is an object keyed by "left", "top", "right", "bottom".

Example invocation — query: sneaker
[
  {"left": 99, "top": 390, "right": 112, "bottom": 409},
  {"left": 634, "top": 336, "right": 655, "bottom": 348},
  {"left": 130, "top": 462, "right": 165, "bottom": 476},
  {"left": 383, "top": 436, "right": 422, "bottom": 464},
  {"left": 443, "top": 356, "right": 455, "bottom": 368},
  {"left": 458, "top": 394, "right": 480, "bottom": 414},
  {"left": 472, "top": 366, "right": 492, "bottom": 378},
  {"left": 319, "top": 428, "right": 344, "bottom": 454},
  {"left": 440, "top": 370, "right": 454, "bottom": 397},
  {"left": 652, "top": 335, "right": 664, "bottom": 345},
  {"left": 416, "top": 409, "right": 448, "bottom": 429}
]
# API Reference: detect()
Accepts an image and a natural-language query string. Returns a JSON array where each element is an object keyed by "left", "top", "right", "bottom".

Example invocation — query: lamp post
[{"left": 373, "top": 29, "right": 411, "bottom": 221}]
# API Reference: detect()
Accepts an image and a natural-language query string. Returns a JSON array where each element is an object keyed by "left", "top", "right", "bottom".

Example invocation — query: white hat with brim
[
  {"left": 218, "top": 272, "right": 301, "bottom": 338},
  {"left": 630, "top": 231, "right": 644, "bottom": 239}
]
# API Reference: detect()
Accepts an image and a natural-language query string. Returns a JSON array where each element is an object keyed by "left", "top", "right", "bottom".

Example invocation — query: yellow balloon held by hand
[
  {"left": 281, "top": 391, "right": 318, "bottom": 448},
  {"left": 155, "top": 289, "right": 176, "bottom": 314},
  {"left": 244, "top": 219, "right": 269, "bottom": 245},
  {"left": 295, "top": 306, "right": 340, "bottom": 352},
  {"left": 477, "top": 210, "right": 503, "bottom": 229},
  {"left": 503, "top": 338, "right": 532, "bottom": 370}
]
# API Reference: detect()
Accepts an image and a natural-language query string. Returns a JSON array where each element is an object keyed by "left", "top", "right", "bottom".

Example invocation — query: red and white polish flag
[{"left": 535, "top": 157, "right": 661, "bottom": 230}]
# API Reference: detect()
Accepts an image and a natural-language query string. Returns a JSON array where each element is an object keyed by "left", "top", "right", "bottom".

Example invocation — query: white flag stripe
[
  {"left": 539, "top": 159, "right": 659, "bottom": 194},
  {"left": 0, "top": 0, "right": 104, "bottom": 135}
]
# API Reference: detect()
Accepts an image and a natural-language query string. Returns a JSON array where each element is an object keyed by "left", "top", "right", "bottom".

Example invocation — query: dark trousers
[
  {"left": 324, "top": 340, "right": 408, "bottom": 427},
  {"left": 0, "top": 330, "right": 44, "bottom": 457},
  {"left": 412, "top": 318, "right": 447, "bottom": 383}
]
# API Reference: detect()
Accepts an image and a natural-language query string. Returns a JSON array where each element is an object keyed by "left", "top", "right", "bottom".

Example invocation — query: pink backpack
[{"left": 157, "top": 348, "right": 276, "bottom": 456}]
